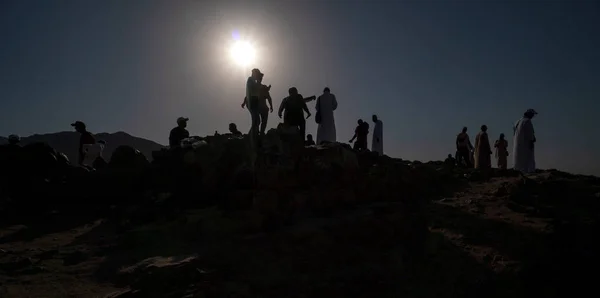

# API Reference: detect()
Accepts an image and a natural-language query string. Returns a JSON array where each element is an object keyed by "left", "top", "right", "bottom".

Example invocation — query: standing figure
[
  {"left": 371, "top": 115, "right": 383, "bottom": 155},
  {"left": 349, "top": 119, "right": 369, "bottom": 151},
  {"left": 242, "top": 72, "right": 273, "bottom": 135},
  {"left": 169, "top": 117, "right": 190, "bottom": 148},
  {"left": 245, "top": 68, "right": 263, "bottom": 141},
  {"left": 474, "top": 125, "right": 492, "bottom": 169},
  {"left": 494, "top": 133, "right": 509, "bottom": 169},
  {"left": 456, "top": 127, "right": 473, "bottom": 167},
  {"left": 278, "top": 87, "right": 312, "bottom": 141},
  {"left": 315, "top": 87, "right": 338, "bottom": 144},
  {"left": 71, "top": 121, "right": 96, "bottom": 166},
  {"left": 513, "top": 109, "right": 538, "bottom": 173}
]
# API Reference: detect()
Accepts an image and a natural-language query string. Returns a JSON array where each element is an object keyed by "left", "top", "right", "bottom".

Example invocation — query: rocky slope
[
  {"left": 0, "top": 131, "right": 164, "bottom": 162},
  {"left": 0, "top": 129, "right": 599, "bottom": 297}
]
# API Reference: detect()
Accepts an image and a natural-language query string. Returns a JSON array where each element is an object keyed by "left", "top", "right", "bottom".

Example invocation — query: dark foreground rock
[{"left": 1, "top": 129, "right": 599, "bottom": 297}]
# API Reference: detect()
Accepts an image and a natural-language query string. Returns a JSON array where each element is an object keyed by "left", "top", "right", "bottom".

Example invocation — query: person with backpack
[
  {"left": 456, "top": 126, "right": 473, "bottom": 167},
  {"left": 278, "top": 87, "right": 313, "bottom": 142}
]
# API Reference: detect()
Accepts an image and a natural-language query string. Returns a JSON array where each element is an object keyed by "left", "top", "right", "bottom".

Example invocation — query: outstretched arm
[
  {"left": 304, "top": 95, "right": 316, "bottom": 102},
  {"left": 302, "top": 101, "right": 311, "bottom": 119}
]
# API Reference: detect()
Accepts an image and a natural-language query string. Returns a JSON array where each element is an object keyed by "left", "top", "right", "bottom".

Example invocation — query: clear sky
[{"left": 1, "top": 0, "right": 599, "bottom": 175}]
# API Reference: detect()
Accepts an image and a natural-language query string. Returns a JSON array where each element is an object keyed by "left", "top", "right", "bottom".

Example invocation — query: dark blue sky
[{"left": 1, "top": 0, "right": 599, "bottom": 175}]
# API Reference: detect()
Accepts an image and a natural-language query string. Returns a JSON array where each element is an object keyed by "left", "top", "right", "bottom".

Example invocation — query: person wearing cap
[
  {"left": 71, "top": 121, "right": 96, "bottom": 165},
  {"left": 512, "top": 109, "right": 538, "bottom": 173},
  {"left": 169, "top": 117, "right": 190, "bottom": 148},
  {"left": 278, "top": 87, "right": 312, "bottom": 141}
]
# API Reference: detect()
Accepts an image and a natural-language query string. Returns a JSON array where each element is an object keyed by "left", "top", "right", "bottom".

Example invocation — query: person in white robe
[
  {"left": 315, "top": 87, "right": 338, "bottom": 144},
  {"left": 512, "top": 109, "right": 538, "bottom": 173},
  {"left": 371, "top": 114, "right": 383, "bottom": 155}
]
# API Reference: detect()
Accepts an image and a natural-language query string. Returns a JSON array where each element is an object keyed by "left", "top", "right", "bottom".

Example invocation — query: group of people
[
  {"left": 30, "top": 68, "right": 535, "bottom": 173},
  {"left": 450, "top": 108, "right": 538, "bottom": 173},
  {"left": 243, "top": 68, "right": 385, "bottom": 155}
]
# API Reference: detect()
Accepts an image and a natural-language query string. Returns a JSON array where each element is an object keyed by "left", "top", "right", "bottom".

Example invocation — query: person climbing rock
[{"left": 349, "top": 119, "right": 369, "bottom": 151}]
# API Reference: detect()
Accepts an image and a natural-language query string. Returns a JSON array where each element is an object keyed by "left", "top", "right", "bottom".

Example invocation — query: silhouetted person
[
  {"left": 305, "top": 134, "right": 316, "bottom": 146},
  {"left": 474, "top": 125, "right": 492, "bottom": 169},
  {"left": 242, "top": 72, "right": 273, "bottom": 136},
  {"left": 372, "top": 115, "right": 383, "bottom": 155},
  {"left": 513, "top": 109, "right": 538, "bottom": 173},
  {"left": 169, "top": 117, "right": 190, "bottom": 148},
  {"left": 494, "top": 133, "right": 509, "bottom": 169},
  {"left": 316, "top": 87, "right": 338, "bottom": 144},
  {"left": 456, "top": 127, "right": 473, "bottom": 167},
  {"left": 229, "top": 123, "right": 242, "bottom": 136},
  {"left": 245, "top": 68, "right": 263, "bottom": 141},
  {"left": 71, "top": 121, "right": 96, "bottom": 165},
  {"left": 7, "top": 134, "right": 21, "bottom": 146},
  {"left": 349, "top": 119, "right": 369, "bottom": 151},
  {"left": 278, "top": 87, "right": 312, "bottom": 141}
]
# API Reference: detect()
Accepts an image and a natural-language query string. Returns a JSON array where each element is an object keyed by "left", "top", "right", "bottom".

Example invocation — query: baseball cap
[
  {"left": 177, "top": 117, "right": 189, "bottom": 124},
  {"left": 71, "top": 121, "right": 86, "bottom": 128}
]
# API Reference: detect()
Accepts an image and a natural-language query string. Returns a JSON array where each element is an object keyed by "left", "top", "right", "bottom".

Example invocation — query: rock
[
  {"left": 62, "top": 250, "right": 90, "bottom": 266},
  {"left": 110, "top": 145, "right": 149, "bottom": 168},
  {"left": 0, "top": 256, "right": 34, "bottom": 272},
  {"left": 116, "top": 255, "right": 206, "bottom": 296}
]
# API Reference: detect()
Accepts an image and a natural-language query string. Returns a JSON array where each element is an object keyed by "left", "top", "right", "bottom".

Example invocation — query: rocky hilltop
[
  {"left": 0, "top": 131, "right": 164, "bottom": 162},
  {"left": 0, "top": 128, "right": 599, "bottom": 297}
]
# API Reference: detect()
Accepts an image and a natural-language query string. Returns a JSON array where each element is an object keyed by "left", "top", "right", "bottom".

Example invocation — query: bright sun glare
[{"left": 229, "top": 40, "right": 256, "bottom": 67}]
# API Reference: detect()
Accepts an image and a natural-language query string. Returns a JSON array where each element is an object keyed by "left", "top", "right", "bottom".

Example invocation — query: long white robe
[
  {"left": 316, "top": 93, "right": 338, "bottom": 144},
  {"left": 372, "top": 120, "right": 383, "bottom": 155},
  {"left": 512, "top": 117, "right": 536, "bottom": 173}
]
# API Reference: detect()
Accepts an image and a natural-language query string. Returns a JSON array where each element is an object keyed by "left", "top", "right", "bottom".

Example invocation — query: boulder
[{"left": 110, "top": 145, "right": 149, "bottom": 169}]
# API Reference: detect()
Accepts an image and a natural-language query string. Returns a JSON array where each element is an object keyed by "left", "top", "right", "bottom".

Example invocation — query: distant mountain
[{"left": 1, "top": 131, "right": 165, "bottom": 163}]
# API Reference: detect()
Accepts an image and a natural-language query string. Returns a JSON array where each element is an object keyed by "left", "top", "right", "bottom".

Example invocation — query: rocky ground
[
  {"left": 1, "top": 133, "right": 599, "bottom": 297},
  {"left": 1, "top": 168, "right": 598, "bottom": 297}
]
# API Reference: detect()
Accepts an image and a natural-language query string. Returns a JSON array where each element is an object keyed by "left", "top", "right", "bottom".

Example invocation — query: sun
[{"left": 229, "top": 40, "right": 256, "bottom": 67}]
